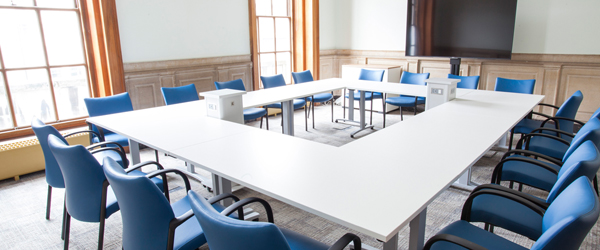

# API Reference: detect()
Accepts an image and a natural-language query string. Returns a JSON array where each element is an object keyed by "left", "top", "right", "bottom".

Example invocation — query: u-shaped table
[{"left": 88, "top": 78, "right": 543, "bottom": 250}]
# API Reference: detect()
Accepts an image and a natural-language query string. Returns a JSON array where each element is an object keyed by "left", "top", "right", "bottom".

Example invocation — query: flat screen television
[{"left": 405, "top": 0, "right": 518, "bottom": 59}]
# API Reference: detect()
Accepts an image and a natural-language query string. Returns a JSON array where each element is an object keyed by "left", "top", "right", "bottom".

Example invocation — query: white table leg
[
  {"left": 359, "top": 91, "right": 366, "bottom": 130},
  {"left": 282, "top": 100, "right": 294, "bottom": 136},
  {"left": 451, "top": 167, "right": 476, "bottom": 192},
  {"left": 212, "top": 174, "right": 233, "bottom": 206},
  {"left": 129, "top": 139, "right": 141, "bottom": 165},
  {"left": 409, "top": 208, "right": 427, "bottom": 250},
  {"left": 382, "top": 233, "right": 399, "bottom": 250},
  {"left": 348, "top": 89, "right": 355, "bottom": 121}
]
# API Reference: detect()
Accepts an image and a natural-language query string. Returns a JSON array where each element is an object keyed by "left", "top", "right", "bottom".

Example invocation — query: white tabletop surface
[{"left": 87, "top": 79, "right": 543, "bottom": 242}]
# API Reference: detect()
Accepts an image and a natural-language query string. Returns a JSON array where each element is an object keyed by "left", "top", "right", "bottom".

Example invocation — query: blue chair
[
  {"left": 47, "top": 134, "right": 165, "bottom": 250},
  {"left": 292, "top": 70, "right": 334, "bottom": 129},
  {"left": 494, "top": 77, "right": 536, "bottom": 94},
  {"left": 423, "top": 176, "right": 600, "bottom": 250},
  {"left": 161, "top": 83, "right": 200, "bottom": 106},
  {"left": 343, "top": 69, "right": 386, "bottom": 126},
  {"left": 102, "top": 157, "right": 239, "bottom": 250},
  {"left": 447, "top": 74, "right": 479, "bottom": 89},
  {"left": 31, "top": 118, "right": 127, "bottom": 221},
  {"left": 260, "top": 74, "right": 308, "bottom": 132},
  {"left": 188, "top": 190, "right": 362, "bottom": 250},
  {"left": 84, "top": 92, "right": 134, "bottom": 147},
  {"left": 494, "top": 118, "right": 600, "bottom": 193},
  {"left": 383, "top": 71, "right": 430, "bottom": 126},
  {"left": 508, "top": 90, "right": 583, "bottom": 150},
  {"left": 516, "top": 107, "right": 600, "bottom": 161},
  {"left": 214, "top": 79, "right": 269, "bottom": 129},
  {"left": 474, "top": 140, "right": 600, "bottom": 236}
]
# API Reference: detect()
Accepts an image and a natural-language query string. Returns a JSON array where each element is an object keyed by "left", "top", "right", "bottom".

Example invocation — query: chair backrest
[
  {"left": 590, "top": 106, "right": 600, "bottom": 121},
  {"left": 447, "top": 74, "right": 480, "bottom": 89},
  {"left": 562, "top": 118, "right": 600, "bottom": 161},
  {"left": 84, "top": 92, "right": 134, "bottom": 136},
  {"left": 161, "top": 84, "right": 199, "bottom": 106},
  {"left": 553, "top": 91, "right": 584, "bottom": 138},
  {"left": 531, "top": 176, "right": 599, "bottom": 250},
  {"left": 547, "top": 140, "right": 600, "bottom": 203},
  {"left": 214, "top": 78, "right": 247, "bottom": 91},
  {"left": 31, "top": 118, "right": 68, "bottom": 188},
  {"left": 291, "top": 70, "right": 314, "bottom": 84},
  {"left": 260, "top": 74, "right": 287, "bottom": 89},
  {"left": 188, "top": 190, "right": 291, "bottom": 250},
  {"left": 47, "top": 134, "right": 112, "bottom": 222},
  {"left": 359, "top": 69, "right": 386, "bottom": 82},
  {"left": 400, "top": 71, "right": 430, "bottom": 85},
  {"left": 103, "top": 157, "right": 175, "bottom": 250},
  {"left": 494, "top": 77, "right": 536, "bottom": 94}
]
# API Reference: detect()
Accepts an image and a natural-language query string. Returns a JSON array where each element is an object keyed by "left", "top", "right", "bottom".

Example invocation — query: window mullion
[
  {"left": 35, "top": 8, "right": 60, "bottom": 122},
  {"left": 0, "top": 49, "right": 17, "bottom": 128}
]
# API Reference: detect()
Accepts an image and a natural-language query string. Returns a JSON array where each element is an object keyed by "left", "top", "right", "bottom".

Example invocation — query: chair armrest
[
  {"left": 540, "top": 116, "right": 586, "bottom": 129},
  {"left": 516, "top": 132, "right": 571, "bottom": 151},
  {"left": 328, "top": 233, "right": 362, "bottom": 250},
  {"left": 528, "top": 127, "right": 574, "bottom": 138},
  {"left": 423, "top": 234, "right": 487, "bottom": 250},
  {"left": 208, "top": 193, "right": 240, "bottom": 204},
  {"left": 64, "top": 130, "right": 102, "bottom": 140},
  {"left": 472, "top": 184, "right": 549, "bottom": 210},
  {"left": 491, "top": 157, "right": 559, "bottom": 184},
  {"left": 537, "top": 103, "right": 560, "bottom": 110},
  {"left": 530, "top": 111, "right": 554, "bottom": 121},
  {"left": 221, "top": 197, "right": 274, "bottom": 222},
  {"left": 461, "top": 189, "right": 546, "bottom": 223},
  {"left": 167, "top": 209, "right": 195, "bottom": 250},
  {"left": 89, "top": 147, "right": 129, "bottom": 168},
  {"left": 125, "top": 161, "right": 164, "bottom": 172},
  {"left": 86, "top": 141, "right": 127, "bottom": 155},
  {"left": 501, "top": 149, "right": 564, "bottom": 166},
  {"left": 146, "top": 169, "right": 191, "bottom": 193}
]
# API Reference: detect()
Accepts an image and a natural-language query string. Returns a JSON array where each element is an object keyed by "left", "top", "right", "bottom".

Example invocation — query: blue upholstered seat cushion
[
  {"left": 385, "top": 95, "right": 426, "bottom": 107},
  {"left": 266, "top": 98, "right": 306, "bottom": 109},
  {"left": 126, "top": 170, "right": 165, "bottom": 192},
  {"left": 307, "top": 92, "right": 333, "bottom": 103},
  {"left": 499, "top": 155, "right": 561, "bottom": 191},
  {"left": 243, "top": 108, "right": 267, "bottom": 121},
  {"left": 469, "top": 191, "right": 544, "bottom": 240},
  {"left": 513, "top": 119, "right": 548, "bottom": 134},
  {"left": 525, "top": 136, "right": 571, "bottom": 160},
  {"left": 92, "top": 150, "right": 126, "bottom": 168},
  {"left": 429, "top": 221, "right": 528, "bottom": 250},
  {"left": 171, "top": 196, "right": 233, "bottom": 250},
  {"left": 345, "top": 91, "right": 382, "bottom": 100},
  {"left": 280, "top": 228, "right": 329, "bottom": 250}
]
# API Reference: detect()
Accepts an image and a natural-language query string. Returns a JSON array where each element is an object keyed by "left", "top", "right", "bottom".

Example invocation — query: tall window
[
  {"left": 254, "top": 0, "right": 293, "bottom": 86},
  {"left": 0, "top": 0, "right": 91, "bottom": 131}
]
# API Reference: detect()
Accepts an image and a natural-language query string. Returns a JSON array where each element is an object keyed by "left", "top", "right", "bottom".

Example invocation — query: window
[
  {"left": 254, "top": 0, "right": 293, "bottom": 87},
  {"left": 0, "top": 0, "right": 90, "bottom": 130}
]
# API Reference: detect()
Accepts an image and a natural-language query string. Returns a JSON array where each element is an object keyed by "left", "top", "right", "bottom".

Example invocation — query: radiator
[{"left": 0, "top": 134, "right": 89, "bottom": 181}]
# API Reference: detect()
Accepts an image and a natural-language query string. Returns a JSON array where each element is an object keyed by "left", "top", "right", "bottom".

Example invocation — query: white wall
[
  {"left": 319, "top": 0, "right": 337, "bottom": 50},
  {"left": 325, "top": 0, "right": 407, "bottom": 51},
  {"left": 115, "top": 0, "right": 250, "bottom": 63},
  {"left": 320, "top": 0, "right": 600, "bottom": 55},
  {"left": 513, "top": 0, "right": 600, "bottom": 54}
]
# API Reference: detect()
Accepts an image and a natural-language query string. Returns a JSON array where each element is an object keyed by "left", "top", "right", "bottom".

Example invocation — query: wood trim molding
[{"left": 123, "top": 55, "right": 252, "bottom": 73}]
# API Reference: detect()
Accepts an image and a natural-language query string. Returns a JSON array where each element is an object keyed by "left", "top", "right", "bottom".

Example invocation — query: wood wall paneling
[{"left": 560, "top": 67, "right": 600, "bottom": 120}]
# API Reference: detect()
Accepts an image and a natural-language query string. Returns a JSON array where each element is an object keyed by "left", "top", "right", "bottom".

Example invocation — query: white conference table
[{"left": 87, "top": 79, "right": 543, "bottom": 250}]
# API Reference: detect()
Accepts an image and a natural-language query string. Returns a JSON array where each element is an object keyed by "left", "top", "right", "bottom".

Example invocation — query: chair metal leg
[
  {"left": 265, "top": 113, "right": 269, "bottom": 130},
  {"left": 594, "top": 175, "right": 599, "bottom": 196},
  {"left": 98, "top": 217, "right": 105, "bottom": 250},
  {"left": 400, "top": 107, "right": 403, "bottom": 121},
  {"left": 46, "top": 185, "right": 52, "bottom": 220},
  {"left": 64, "top": 212, "right": 71, "bottom": 250},
  {"left": 509, "top": 181, "right": 514, "bottom": 189},
  {"left": 518, "top": 183, "right": 523, "bottom": 191},
  {"left": 280, "top": 103, "right": 284, "bottom": 134},
  {"left": 155, "top": 150, "right": 159, "bottom": 162},
  {"left": 259, "top": 116, "right": 263, "bottom": 128},
  {"left": 62, "top": 202, "right": 67, "bottom": 240}
]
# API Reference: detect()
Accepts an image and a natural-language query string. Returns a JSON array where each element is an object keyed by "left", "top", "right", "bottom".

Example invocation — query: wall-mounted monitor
[{"left": 405, "top": 0, "right": 518, "bottom": 59}]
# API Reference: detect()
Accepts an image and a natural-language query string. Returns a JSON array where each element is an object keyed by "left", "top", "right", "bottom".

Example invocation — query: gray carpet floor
[{"left": 0, "top": 101, "right": 598, "bottom": 249}]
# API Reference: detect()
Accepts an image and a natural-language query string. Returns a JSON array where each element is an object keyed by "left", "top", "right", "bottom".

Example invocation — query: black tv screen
[{"left": 405, "top": 0, "right": 518, "bottom": 59}]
